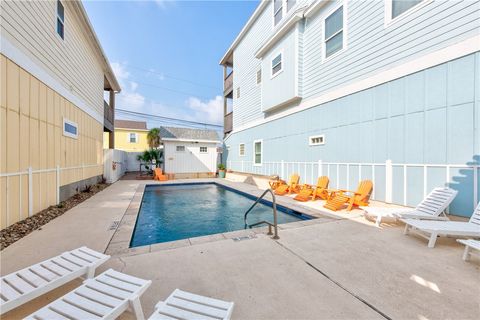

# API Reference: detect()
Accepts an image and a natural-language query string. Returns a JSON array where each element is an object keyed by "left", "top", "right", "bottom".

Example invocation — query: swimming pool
[{"left": 130, "top": 183, "right": 311, "bottom": 247}]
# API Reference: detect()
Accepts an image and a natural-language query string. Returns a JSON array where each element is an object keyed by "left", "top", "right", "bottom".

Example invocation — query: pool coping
[{"left": 105, "top": 179, "right": 339, "bottom": 257}]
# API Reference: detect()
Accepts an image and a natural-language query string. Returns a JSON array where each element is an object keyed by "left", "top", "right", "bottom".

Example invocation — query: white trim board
[
  {"left": 1, "top": 35, "right": 104, "bottom": 124},
  {"left": 226, "top": 34, "right": 480, "bottom": 136},
  {"left": 161, "top": 138, "right": 221, "bottom": 144}
]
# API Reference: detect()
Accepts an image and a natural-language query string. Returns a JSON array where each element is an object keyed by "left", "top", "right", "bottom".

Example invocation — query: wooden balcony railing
[
  {"left": 104, "top": 100, "right": 114, "bottom": 132},
  {"left": 224, "top": 71, "right": 233, "bottom": 95},
  {"left": 224, "top": 112, "right": 233, "bottom": 134}
]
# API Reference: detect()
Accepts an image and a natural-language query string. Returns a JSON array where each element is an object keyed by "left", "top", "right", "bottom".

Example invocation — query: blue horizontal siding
[{"left": 224, "top": 53, "right": 480, "bottom": 217}]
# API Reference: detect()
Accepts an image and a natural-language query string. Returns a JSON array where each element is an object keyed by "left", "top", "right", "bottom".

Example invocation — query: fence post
[
  {"left": 318, "top": 160, "right": 322, "bottom": 177},
  {"left": 28, "top": 167, "right": 33, "bottom": 217},
  {"left": 281, "top": 160, "right": 285, "bottom": 180},
  {"left": 385, "top": 159, "right": 392, "bottom": 203},
  {"left": 56, "top": 165, "right": 60, "bottom": 205}
]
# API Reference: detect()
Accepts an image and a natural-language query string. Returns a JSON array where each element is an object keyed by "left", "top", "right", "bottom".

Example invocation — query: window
[
  {"left": 200, "top": 146, "right": 208, "bottom": 153},
  {"left": 324, "top": 4, "right": 345, "bottom": 59},
  {"left": 129, "top": 133, "right": 137, "bottom": 143},
  {"left": 256, "top": 69, "right": 262, "bottom": 85},
  {"left": 63, "top": 118, "right": 77, "bottom": 139},
  {"left": 392, "top": 0, "right": 423, "bottom": 19},
  {"left": 239, "top": 143, "right": 245, "bottom": 156},
  {"left": 286, "top": 0, "right": 296, "bottom": 11},
  {"left": 253, "top": 140, "right": 262, "bottom": 166},
  {"left": 236, "top": 87, "right": 240, "bottom": 98},
  {"left": 309, "top": 135, "right": 325, "bottom": 146},
  {"left": 176, "top": 146, "right": 185, "bottom": 152},
  {"left": 273, "top": 0, "right": 283, "bottom": 26},
  {"left": 271, "top": 52, "right": 282, "bottom": 77},
  {"left": 56, "top": 0, "right": 65, "bottom": 39}
]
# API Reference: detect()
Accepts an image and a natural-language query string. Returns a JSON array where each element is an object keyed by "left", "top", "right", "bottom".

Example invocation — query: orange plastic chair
[
  {"left": 269, "top": 179, "right": 283, "bottom": 191},
  {"left": 154, "top": 168, "right": 168, "bottom": 181},
  {"left": 294, "top": 176, "right": 329, "bottom": 202},
  {"left": 274, "top": 174, "right": 301, "bottom": 195},
  {"left": 324, "top": 180, "right": 373, "bottom": 211}
]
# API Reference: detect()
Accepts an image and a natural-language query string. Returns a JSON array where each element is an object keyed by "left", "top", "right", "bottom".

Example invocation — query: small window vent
[
  {"left": 256, "top": 69, "right": 262, "bottom": 84},
  {"left": 309, "top": 135, "right": 325, "bottom": 146}
]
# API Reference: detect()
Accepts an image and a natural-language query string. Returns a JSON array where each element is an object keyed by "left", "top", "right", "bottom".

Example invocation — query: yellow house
[
  {"left": 106, "top": 120, "right": 150, "bottom": 152},
  {"left": 0, "top": 0, "right": 120, "bottom": 229}
]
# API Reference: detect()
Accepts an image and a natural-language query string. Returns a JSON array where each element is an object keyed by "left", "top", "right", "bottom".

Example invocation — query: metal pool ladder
[{"left": 244, "top": 188, "right": 279, "bottom": 240}]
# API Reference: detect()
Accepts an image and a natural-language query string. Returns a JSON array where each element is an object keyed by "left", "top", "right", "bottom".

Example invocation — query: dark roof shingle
[
  {"left": 115, "top": 120, "right": 148, "bottom": 130},
  {"left": 159, "top": 126, "right": 220, "bottom": 142}
]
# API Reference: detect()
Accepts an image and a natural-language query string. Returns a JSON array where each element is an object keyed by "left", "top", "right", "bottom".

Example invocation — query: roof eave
[{"left": 219, "top": 0, "right": 269, "bottom": 66}]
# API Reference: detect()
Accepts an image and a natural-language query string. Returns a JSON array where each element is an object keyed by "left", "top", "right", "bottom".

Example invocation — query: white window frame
[
  {"left": 199, "top": 146, "right": 208, "bottom": 153},
  {"left": 239, "top": 143, "right": 245, "bottom": 156},
  {"left": 273, "top": 0, "right": 283, "bottom": 27},
  {"left": 128, "top": 132, "right": 138, "bottom": 143},
  {"left": 384, "top": 0, "right": 432, "bottom": 27},
  {"left": 176, "top": 145, "right": 186, "bottom": 152},
  {"left": 309, "top": 134, "right": 325, "bottom": 146},
  {"left": 253, "top": 139, "right": 263, "bottom": 166},
  {"left": 56, "top": 0, "right": 65, "bottom": 40},
  {"left": 322, "top": 1, "right": 348, "bottom": 62},
  {"left": 63, "top": 118, "right": 78, "bottom": 139},
  {"left": 270, "top": 50, "right": 284, "bottom": 79}
]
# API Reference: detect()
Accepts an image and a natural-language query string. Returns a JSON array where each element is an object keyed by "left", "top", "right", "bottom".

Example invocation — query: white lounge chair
[
  {"left": 0, "top": 246, "right": 109, "bottom": 315},
  {"left": 149, "top": 289, "right": 235, "bottom": 320},
  {"left": 401, "top": 202, "right": 480, "bottom": 248},
  {"left": 457, "top": 239, "right": 480, "bottom": 261},
  {"left": 24, "top": 268, "right": 152, "bottom": 320},
  {"left": 393, "top": 187, "right": 458, "bottom": 220}
]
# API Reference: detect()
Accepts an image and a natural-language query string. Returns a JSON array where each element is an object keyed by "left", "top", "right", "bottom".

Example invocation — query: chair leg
[
  {"left": 347, "top": 197, "right": 355, "bottom": 211},
  {"left": 129, "top": 296, "right": 146, "bottom": 320},
  {"left": 427, "top": 232, "right": 438, "bottom": 248},
  {"left": 462, "top": 246, "right": 471, "bottom": 261},
  {"left": 403, "top": 224, "right": 410, "bottom": 235},
  {"left": 86, "top": 266, "right": 95, "bottom": 279}
]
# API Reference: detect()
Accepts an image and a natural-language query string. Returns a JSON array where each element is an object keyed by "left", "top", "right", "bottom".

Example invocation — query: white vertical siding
[{"left": 164, "top": 142, "right": 218, "bottom": 174}]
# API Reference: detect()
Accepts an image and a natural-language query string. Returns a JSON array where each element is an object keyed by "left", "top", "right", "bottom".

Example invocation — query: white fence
[
  {"left": 104, "top": 149, "right": 127, "bottom": 183},
  {"left": 227, "top": 160, "right": 479, "bottom": 210},
  {"left": 0, "top": 164, "right": 103, "bottom": 219}
]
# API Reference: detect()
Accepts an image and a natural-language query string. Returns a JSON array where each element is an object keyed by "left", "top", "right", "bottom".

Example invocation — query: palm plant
[{"left": 147, "top": 128, "right": 161, "bottom": 149}]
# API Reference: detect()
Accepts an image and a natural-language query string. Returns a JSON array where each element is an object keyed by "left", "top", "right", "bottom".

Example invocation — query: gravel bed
[{"left": 0, "top": 183, "right": 110, "bottom": 250}]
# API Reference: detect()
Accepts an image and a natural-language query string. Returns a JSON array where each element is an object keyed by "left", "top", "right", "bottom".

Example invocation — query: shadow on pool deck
[{"left": 1, "top": 178, "right": 479, "bottom": 319}]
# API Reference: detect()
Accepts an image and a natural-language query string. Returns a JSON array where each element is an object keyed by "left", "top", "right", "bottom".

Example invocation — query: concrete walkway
[{"left": 1, "top": 178, "right": 479, "bottom": 319}]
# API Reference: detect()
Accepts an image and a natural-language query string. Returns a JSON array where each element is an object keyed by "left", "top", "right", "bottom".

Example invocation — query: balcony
[
  {"left": 224, "top": 112, "right": 233, "bottom": 134},
  {"left": 104, "top": 100, "right": 114, "bottom": 132},
  {"left": 224, "top": 71, "right": 233, "bottom": 96}
]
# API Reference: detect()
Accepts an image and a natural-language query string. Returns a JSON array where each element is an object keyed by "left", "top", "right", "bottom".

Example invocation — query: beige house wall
[
  {"left": 0, "top": 0, "right": 105, "bottom": 116},
  {"left": 0, "top": 54, "right": 103, "bottom": 230}
]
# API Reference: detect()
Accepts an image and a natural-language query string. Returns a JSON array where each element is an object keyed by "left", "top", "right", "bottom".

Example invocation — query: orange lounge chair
[
  {"left": 324, "top": 180, "right": 373, "bottom": 211},
  {"left": 275, "top": 174, "right": 301, "bottom": 195},
  {"left": 154, "top": 168, "right": 168, "bottom": 181},
  {"left": 269, "top": 179, "right": 283, "bottom": 191},
  {"left": 294, "top": 176, "right": 330, "bottom": 202}
]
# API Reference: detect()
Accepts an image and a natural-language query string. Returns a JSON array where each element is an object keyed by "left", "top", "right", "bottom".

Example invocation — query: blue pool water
[{"left": 130, "top": 183, "right": 311, "bottom": 247}]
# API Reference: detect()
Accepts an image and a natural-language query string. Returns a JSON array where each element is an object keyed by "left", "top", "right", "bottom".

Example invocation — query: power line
[
  {"left": 128, "top": 64, "right": 220, "bottom": 90},
  {"left": 116, "top": 108, "right": 223, "bottom": 128}
]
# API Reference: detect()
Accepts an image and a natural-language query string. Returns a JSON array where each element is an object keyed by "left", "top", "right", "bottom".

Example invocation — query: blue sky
[{"left": 83, "top": 0, "right": 258, "bottom": 128}]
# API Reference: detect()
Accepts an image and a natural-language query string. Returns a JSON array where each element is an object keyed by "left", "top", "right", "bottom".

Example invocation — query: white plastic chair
[
  {"left": 0, "top": 246, "right": 109, "bottom": 315},
  {"left": 149, "top": 289, "right": 235, "bottom": 320},
  {"left": 401, "top": 202, "right": 480, "bottom": 248}
]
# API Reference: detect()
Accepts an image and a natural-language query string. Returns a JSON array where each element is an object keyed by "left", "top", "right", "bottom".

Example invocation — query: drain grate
[
  {"left": 232, "top": 235, "right": 256, "bottom": 242},
  {"left": 108, "top": 221, "right": 120, "bottom": 230}
]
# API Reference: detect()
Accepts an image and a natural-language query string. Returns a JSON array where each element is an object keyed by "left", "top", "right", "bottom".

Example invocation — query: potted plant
[{"left": 218, "top": 163, "right": 226, "bottom": 178}]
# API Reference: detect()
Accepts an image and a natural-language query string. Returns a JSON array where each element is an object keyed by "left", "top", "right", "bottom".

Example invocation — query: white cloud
[
  {"left": 186, "top": 96, "right": 223, "bottom": 125},
  {"left": 111, "top": 61, "right": 146, "bottom": 111}
]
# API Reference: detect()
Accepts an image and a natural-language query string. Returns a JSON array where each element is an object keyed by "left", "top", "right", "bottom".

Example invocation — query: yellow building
[
  {"left": 0, "top": 0, "right": 120, "bottom": 229},
  {"left": 104, "top": 120, "right": 150, "bottom": 152}
]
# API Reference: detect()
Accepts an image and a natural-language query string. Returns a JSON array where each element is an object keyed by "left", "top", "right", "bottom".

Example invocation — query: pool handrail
[{"left": 244, "top": 188, "right": 279, "bottom": 239}]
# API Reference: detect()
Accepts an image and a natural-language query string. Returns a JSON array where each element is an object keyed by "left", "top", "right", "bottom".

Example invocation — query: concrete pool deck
[{"left": 1, "top": 178, "right": 479, "bottom": 319}]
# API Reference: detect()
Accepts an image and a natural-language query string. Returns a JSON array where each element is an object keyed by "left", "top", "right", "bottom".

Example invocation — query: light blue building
[{"left": 220, "top": 0, "right": 480, "bottom": 217}]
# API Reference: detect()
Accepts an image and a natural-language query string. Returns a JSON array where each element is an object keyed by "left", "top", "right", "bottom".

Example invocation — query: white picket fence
[
  {"left": 0, "top": 163, "right": 103, "bottom": 218},
  {"left": 227, "top": 159, "right": 479, "bottom": 209}
]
